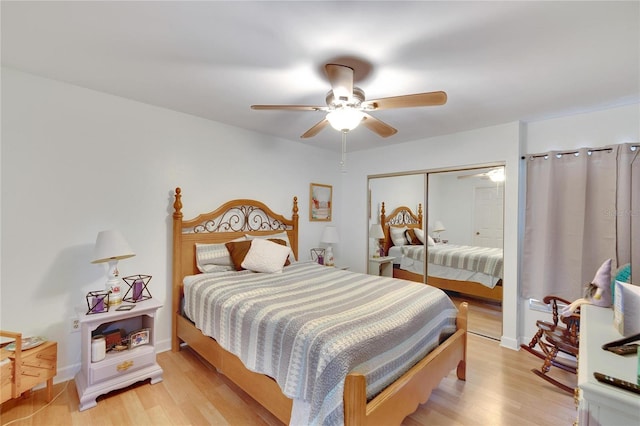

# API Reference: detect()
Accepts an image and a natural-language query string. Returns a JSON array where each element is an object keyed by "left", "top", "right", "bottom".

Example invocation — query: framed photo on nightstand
[{"left": 128, "top": 328, "right": 150, "bottom": 349}]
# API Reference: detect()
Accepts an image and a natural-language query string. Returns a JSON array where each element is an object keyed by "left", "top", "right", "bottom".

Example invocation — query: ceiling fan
[{"left": 251, "top": 64, "right": 447, "bottom": 139}]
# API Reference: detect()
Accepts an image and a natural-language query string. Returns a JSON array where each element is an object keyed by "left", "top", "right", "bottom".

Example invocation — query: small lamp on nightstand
[
  {"left": 321, "top": 226, "right": 339, "bottom": 266},
  {"left": 369, "top": 223, "right": 385, "bottom": 258},
  {"left": 432, "top": 221, "right": 446, "bottom": 243},
  {"left": 91, "top": 230, "right": 135, "bottom": 306}
]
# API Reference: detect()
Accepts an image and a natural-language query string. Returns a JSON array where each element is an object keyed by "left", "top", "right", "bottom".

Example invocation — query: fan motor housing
[{"left": 326, "top": 87, "right": 365, "bottom": 108}]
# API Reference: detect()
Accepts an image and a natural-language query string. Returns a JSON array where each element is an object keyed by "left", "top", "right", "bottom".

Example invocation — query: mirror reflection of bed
[{"left": 369, "top": 166, "right": 504, "bottom": 340}]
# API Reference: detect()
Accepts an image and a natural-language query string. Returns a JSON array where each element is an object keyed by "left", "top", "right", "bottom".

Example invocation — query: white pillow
[
  {"left": 246, "top": 231, "right": 291, "bottom": 247},
  {"left": 427, "top": 235, "right": 436, "bottom": 246},
  {"left": 414, "top": 228, "right": 426, "bottom": 244},
  {"left": 241, "top": 238, "right": 292, "bottom": 273},
  {"left": 195, "top": 237, "right": 246, "bottom": 272},
  {"left": 390, "top": 226, "right": 409, "bottom": 246},
  {"left": 246, "top": 231, "right": 295, "bottom": 262}
]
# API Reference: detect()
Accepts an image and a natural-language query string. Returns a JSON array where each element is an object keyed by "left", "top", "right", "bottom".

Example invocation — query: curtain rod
[{"left": 521, "top": 144, "right": 639, "bottom": 160}]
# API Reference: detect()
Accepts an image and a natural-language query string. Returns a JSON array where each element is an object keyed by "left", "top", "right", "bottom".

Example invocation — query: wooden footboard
[
  {"left": 176, "top": 315, "right": 293, "bottom": 424},
  {"left": 393, "top": 268, "right": 503, "bottom": 302},
  {"left": 175, "top": 303, "right": 467, "bottom": 426},
  {"left": 428, "top": 275, "right": 503, "bottom": 302}
]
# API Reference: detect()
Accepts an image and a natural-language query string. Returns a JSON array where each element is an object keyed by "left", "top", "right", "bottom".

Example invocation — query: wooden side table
[
  {"left": 1, "top": 331, "right": 57, "bottom": 403},
  {"left": 368, "top": 256, "right": 395, "bottom": 277}
]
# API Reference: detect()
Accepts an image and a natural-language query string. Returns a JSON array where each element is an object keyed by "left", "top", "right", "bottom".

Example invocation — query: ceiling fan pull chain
[{"left": 340, "top": 131, "right": 347, "bottom": 173}]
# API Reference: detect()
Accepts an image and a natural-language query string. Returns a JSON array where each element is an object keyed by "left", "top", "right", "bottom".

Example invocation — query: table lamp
[
  {"left": 432, "top": 221, "right": 446, "bottom": 243},
  {"left": 91, "top": 230, "right": 135, "bottom": 305},
  {"left": 369, "top": 223, "right": 385, "bottom": 257},
  {"left": 321, "top": 226, "right": 339, "bottom": 266}
]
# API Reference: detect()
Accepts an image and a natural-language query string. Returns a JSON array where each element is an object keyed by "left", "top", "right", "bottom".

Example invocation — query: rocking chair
[{"left": 521, "top": 295, "right": 580, "bottom": 394}]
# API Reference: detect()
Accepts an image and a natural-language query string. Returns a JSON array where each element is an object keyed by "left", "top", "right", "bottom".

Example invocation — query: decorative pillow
[
  {"left": 195, "top": 238, "right": 245, "bottom": 272},
  {"left": 241, "top": 238, "right": 292, "bottom": 273},
  {"left": 414, "top": 228, "right": 426, "bottom": 245},
  {"left": 390, "top": 226, "right": 409, "bottom": 246},
  {"left": 225, "top": 240, "right": 253, "bottom": 270},
  {"left": 405, "top": 229, "right": 422, "bottom": 245},
  {"left": 427, "top": 235, "right": 436, "bottom": 246},
  {"left": 246, "top": 232, "right": 295, "bottom": 262},
  {"left": 246, "top": 231, "right": 290, "bottom": 246},
  {"left": 227, "top": 239, "right": 291, "bottom": 271}
]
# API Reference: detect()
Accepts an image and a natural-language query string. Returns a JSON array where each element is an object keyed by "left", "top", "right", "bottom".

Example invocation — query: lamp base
[
  {"left": 324, "top": 245, "right": 335, "bottom": 267},
  {"left": 106, "top": 277, "right": 122, "bottom": 306}
]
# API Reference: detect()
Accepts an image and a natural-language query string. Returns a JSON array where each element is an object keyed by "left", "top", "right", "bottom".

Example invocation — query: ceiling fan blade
[
  {"left": 364, "top": 91, "right": 447, "bottom": 110},
  {"left": 361, "top": 113, "right": 398, "bottom": 138},
  {"left": 301, "top": 119, "right": 330, "bottom": 138},
  {"left": 325, "top": 64, "right": 354, "bottom": 102},
  {"left": 251, "top": 105, "right": 327, "bottom": 111}
]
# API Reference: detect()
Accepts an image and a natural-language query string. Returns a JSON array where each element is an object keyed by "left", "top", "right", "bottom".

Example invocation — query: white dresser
[{"left": 578, "top": 305, "right": 640, "bottom": 425}]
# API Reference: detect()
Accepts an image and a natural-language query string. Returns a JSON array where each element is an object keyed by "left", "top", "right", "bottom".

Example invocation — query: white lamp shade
[
  {"left": 432, "top": 221, "right": 446, "bottom": 233},
  {"left": 369, "top": 223, "right": 385, "bottom": 239},
  {"left": 91, "top": 230, "right": 135, "bottom": 264},
  {"left": 326, "top": 109, "right": 364, "bottom": 132},
  {"left": 321, "top": 226, "right": 340, "bottom": 244}
]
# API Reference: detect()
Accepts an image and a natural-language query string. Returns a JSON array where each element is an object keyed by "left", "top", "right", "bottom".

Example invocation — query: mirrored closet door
[{"left": 368, "top": 165, "right": 505, "bottom": 340}]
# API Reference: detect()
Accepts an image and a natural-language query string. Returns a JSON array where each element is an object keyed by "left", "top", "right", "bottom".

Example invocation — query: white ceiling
[{"left": 2, "top": 1, "right": 639, "bottom": 152}]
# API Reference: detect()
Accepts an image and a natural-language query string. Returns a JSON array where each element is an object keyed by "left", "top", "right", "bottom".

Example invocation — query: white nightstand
[
  {"left": 368, "top": 256, "right": 395, "bottom": 277},
  {"left": 74, "top": 298, "right": 163, "bottom": 411}
]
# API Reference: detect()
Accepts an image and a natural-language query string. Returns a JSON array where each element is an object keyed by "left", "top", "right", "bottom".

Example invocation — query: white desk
[{"left": 578, "top": 305, "right": 640, "bottom": 425}]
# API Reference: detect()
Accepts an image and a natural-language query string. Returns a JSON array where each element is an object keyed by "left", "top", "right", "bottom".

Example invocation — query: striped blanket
[
  {"left": 401, "top": 244, "right": 503, "bottom": 279},
  {"left": 184, "top": 261, "right": 457, "bottom": 426}
]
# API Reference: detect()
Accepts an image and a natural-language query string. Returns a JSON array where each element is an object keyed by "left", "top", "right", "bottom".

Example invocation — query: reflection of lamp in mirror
[
  {"left": 432, "top": 221, "right": 446, "bottom": 243},
  {"left": 321, "top": 226, "right": 339, "bottom": 266},
  {"left": 369, "top": 223, "right": 385, "bottom": 258},
  {"left": 91, "top": 230, "right": 135, "bottom": 305}
]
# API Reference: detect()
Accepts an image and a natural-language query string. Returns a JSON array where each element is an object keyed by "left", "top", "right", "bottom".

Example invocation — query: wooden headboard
[
  {"left": 380, "top": 201, "right": 423, "bottom": 255},
  {"left": 171, "top": 187, "right": 299, "bottom": 350}
]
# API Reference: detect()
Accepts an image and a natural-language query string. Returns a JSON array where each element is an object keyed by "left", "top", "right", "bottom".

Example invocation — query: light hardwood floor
[
  {"left": 1, "top": 306, "right": 577, "bottom": 426},
  {"left": 450, "top": 294, "right": 502, "bottom": 340},
  {"left": 0, "top": 342, "right": 577, "bottom": 426}
]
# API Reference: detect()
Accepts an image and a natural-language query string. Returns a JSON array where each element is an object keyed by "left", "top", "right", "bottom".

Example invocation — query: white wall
[
  {"left": 0, "top": 68, "right": 340, "bottom": 382},
  {"left": 429, "top": 173, "right": 504, "bottom": 246}
]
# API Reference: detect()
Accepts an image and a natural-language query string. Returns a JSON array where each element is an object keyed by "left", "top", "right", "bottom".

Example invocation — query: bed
[
  {"left": 171, "top": 188, "right": 468, "bottom": 425},
  {"left": 381, "top": 202, "right": 503, "bottom": 302}
]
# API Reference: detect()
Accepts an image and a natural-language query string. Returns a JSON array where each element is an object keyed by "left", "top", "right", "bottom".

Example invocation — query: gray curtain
[{"left": 521, "top": 143, "right": 637, "bottom": 301}]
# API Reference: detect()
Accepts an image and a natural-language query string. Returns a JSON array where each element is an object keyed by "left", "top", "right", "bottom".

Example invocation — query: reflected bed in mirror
[{"left": 380, "top": 202, "right": 503, "bottom": 302}]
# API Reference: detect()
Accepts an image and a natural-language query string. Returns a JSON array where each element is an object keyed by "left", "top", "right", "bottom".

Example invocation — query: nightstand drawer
[
  {"left": 90, "top": 346, "right": 155, "bottom": 383},
  {"left": 19, "top": 341, "right": 57, "bottom": 392}
]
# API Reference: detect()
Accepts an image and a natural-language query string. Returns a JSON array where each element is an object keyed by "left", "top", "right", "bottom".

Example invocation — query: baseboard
[{"left": 500, "top": 336, "right": 519, "bottom": 350}]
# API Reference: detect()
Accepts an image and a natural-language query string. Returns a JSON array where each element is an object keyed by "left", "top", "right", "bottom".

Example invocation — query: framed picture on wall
[{"left": 310, "top": 183, "right": 332, "bottom": 221}]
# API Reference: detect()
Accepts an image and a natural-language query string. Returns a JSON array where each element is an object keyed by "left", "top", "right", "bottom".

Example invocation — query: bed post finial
[
  {"left": 381, "top": 201, "right": 386, "bottom": 218},
  {"left": 418, "top": 203, "right": 423, "bottom": 228},
  {"left": 293, "top": 196, "right": 299, "bottom": 217},
  {"left": 173, "top": 187, "right": 183, "bottom": 218}
]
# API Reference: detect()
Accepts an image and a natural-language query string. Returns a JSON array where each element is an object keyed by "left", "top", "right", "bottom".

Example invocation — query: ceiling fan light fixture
[
  {"left": 326, "top": 108, "right": 364, "bottom": 132},
  {"left": 488, "top": 168, "right": 505, "bottom": 182}
]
